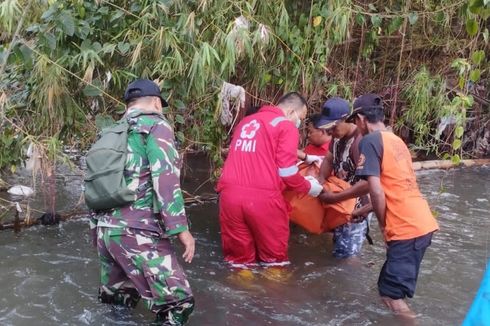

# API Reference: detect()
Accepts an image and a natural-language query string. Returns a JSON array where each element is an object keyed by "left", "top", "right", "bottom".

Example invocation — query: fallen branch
[
  {"left": 0, "top": 192, "right": 218, "bottom": 231},
  {"left": 413, "top": 158, "right": 490, "bottom": 170},
  {"left": 0, "top": 210, "right": 87, "bottom": 231}
]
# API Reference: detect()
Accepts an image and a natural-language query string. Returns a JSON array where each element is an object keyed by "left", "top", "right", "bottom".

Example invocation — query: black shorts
[{"left": 378, "top": 231, "right": 434, "bottom": 299}]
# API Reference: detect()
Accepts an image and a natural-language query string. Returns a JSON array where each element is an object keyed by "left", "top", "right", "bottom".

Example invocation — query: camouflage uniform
[
  {"left": 90, "top": 109, "right": 194, "bottom": 324},
  {"left": 331, "top": 134, "right": 370, "bottom": 258}
]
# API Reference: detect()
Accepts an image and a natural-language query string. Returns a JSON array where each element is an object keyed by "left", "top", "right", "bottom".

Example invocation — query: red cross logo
[{"left": 240, "top": 119, "right": 260, "bottom": 139}]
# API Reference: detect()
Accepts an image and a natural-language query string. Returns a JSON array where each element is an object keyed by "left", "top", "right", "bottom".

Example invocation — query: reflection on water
[{"left": 0, "top": 167, "right": 489, "bottom": 325}]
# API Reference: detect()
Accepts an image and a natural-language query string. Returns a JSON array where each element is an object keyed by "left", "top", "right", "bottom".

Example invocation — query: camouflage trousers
[
  {"left": 332, "top": 214, "right": 372, "bottom": 259},
  {"left": 96, "top": 227, "right": 194, "bottom": 324}
]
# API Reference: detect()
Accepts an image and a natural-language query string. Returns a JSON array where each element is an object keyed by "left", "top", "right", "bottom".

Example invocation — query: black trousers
[{"left": 378, "top": 231, "right": 434, "bottom": 299}]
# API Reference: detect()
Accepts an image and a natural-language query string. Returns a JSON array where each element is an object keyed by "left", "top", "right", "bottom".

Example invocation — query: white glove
[
  {"left": 305, "top": 176, "right": 323, "bottom": 197},
  {"left": 304, "top": 154, "right": 323, "bottom": 165}
]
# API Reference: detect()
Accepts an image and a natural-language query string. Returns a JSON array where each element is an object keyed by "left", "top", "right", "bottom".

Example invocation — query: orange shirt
[{"left": 356, "top": 130, "right": 438, "bottom": 241}]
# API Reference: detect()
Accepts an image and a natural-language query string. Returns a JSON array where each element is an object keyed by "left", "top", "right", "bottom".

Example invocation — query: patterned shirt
[
  {"left": 92, "top": 109, "right": 188, "bottom": 236},
  {"left": 330, "top": 130, "right": 362, "bottom": 184},
  {"left": 329, "top": 129, "right": 370, "bottom": 214}
]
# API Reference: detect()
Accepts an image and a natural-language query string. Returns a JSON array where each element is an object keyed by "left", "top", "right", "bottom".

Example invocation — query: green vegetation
[{"left": 0, "top": 0, "right": 489, "bottom": 171}]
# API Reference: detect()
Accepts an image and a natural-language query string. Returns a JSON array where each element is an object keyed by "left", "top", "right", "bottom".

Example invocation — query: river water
[{"left": 0, "top": 165, "right": 489, "bottom": 325}]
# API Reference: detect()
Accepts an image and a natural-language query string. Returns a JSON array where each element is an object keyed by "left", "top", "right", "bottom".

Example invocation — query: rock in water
[
  {"left": 7, "top": 185, "right": 34, "bottom": 197},
  {"left": 37, "top": 212, "right": 61, "bottom": 225}
]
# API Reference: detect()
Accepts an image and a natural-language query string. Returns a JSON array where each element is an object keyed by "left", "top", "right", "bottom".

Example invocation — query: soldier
[{"left": 90, "top": 79, "right": 195, "bottom": 325}]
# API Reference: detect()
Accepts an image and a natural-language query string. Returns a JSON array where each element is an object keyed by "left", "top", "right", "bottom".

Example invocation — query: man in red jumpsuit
[{"left": 217, "top": 92, "right": 324, "bottom": 267}]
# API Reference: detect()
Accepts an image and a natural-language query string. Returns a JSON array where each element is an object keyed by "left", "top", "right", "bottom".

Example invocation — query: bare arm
[
  {"left": 352, "top": 203, "right": 372, "bottom": 218},
  {"left": 318, "top": 151, "right": 333, "bottom": 183},
  {"left": 367, "top": 176, "right": 386, "bottom": 236},
  {"left": 297, "top": 149, "right": 307, "bottom": 161},
  {"left": 318, "top": 179, "right": 369, "bottom": 203}
]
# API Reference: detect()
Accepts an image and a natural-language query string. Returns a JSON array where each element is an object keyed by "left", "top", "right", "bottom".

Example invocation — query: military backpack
[{"left": 83, "top": 118, "right": 135, "bottom": 211}]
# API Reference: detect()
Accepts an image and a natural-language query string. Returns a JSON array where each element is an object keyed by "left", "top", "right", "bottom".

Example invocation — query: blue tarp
[{"left": 463, "top": 260, "right": 490, "bottom": 326}]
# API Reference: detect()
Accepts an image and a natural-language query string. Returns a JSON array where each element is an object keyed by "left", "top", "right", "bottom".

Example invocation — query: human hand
[
  {"left": 350, "top": 209, "right": 366, "bottom": 223},
  {"left": 304, "top": 154, "right": 323, "bottom": 165},
  {"left": 319, "top": 190, "right": 337, "bottom": 204},
  {"left": 178, "top": 230, "right": 195, "bottom": 263},
  {"left": 305, "top": 176, "right": 323, "bottom": 197}
]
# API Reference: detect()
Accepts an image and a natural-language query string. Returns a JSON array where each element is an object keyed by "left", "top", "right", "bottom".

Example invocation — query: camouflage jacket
[{"left": 91, "top": 109, "right": 188, "bottom": 237}]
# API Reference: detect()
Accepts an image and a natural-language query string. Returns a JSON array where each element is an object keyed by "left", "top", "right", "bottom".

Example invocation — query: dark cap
[
  {"left": 346, "top": 93, "right": 383, "bottom": 122},
  {"left": 124, "top": 79, "right": 168, "bottom": 107},
  {"left": 317, "top": 97, "right": 350, "bottom": 129}
]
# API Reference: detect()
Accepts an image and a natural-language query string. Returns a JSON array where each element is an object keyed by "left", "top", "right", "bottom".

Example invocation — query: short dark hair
[
  {"left": 126, "top": 96, "right": 155, "bottom": 107},
  {"left": 308, "top": 114, "right": 322, "bottom": 128},
  {"left": 277, "top": 92, "right": 308, "bottom": 110},
  {"left": 245, "top": 105, "right": 261, "bottom": 117},
  {"left": 360, "top": 107, "right": 384, "bottom": 123}
]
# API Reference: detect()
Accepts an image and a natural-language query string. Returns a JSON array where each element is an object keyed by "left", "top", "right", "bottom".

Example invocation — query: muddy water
[{"left": 0, "top": 166, "right": 489, "bottom": 325}]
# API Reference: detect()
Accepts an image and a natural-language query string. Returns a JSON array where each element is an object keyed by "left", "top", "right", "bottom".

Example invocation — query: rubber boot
[
  {"left": 98, "top": 287, "right": 141, "bottom": 308},
  {"left": 154, "top": 297, "right": 195, "bottom": 326}
]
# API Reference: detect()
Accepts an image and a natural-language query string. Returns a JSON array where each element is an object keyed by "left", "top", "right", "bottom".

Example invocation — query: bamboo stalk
[
  {"left": 0, "top": 0, "right": 33, "bottom": 77},
  {"left": 389, "top": 0, "right": 411, "bottom": 127}
]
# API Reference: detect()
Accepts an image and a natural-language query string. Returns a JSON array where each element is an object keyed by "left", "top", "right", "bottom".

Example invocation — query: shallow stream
[{"left": 0, "top": 165, "right": 489, "bottom": 325}]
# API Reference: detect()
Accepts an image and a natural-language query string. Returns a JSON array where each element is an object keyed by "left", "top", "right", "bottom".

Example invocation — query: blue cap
[
  {"left": 317, "top": 97, "right": 350, "bottom": 129},
  {"left": 124, "top": 79, "right": 168, "bottom": 107}
]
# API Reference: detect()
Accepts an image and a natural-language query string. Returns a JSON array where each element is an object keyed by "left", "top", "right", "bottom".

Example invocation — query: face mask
[{"left": 292, "top": 111, "right": 301, "bottom": 129}]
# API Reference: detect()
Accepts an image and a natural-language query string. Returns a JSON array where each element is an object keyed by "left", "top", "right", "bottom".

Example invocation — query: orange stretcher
[{"left": 283, "top": 163, "right": 356, "bottom": 234}]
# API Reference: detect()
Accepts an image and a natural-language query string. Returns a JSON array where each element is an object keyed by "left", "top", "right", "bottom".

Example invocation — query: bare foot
[
  {"left": 342, "top": 256, "right": 362, "bottom": 266},
  {"left": 381, "top": 296, "right": 417, "bottom": 318}
]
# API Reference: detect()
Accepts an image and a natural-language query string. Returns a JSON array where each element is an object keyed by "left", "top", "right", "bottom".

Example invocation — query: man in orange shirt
[{"left": 348, "top": 94, "right": 439, "bottom": 316}]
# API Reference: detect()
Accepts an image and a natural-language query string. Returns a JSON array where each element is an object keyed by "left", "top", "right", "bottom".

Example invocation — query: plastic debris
[
  {"left": 25, "top": 142, "right": 41, "bottom": 171},
  {"left": 7, "top": 185, "right": 34, "bottom": 197},
  {"left": 435, "top": 116, "right": 457, "bottom": 140},
  {"left": 229, "top": 16, "right": 250, "bottom": 56},
  {"left": 258, "top": 23, "right": 270, "bottom": 44},
  {"left": 233, "top": 15, "right": 249, "bottom": 31},
  {"left": 219, "top": 82, "right": 245, "bottom": 127}
]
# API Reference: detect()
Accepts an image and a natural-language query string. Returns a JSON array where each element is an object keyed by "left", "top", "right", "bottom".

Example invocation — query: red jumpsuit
[{"left": 217, "top": 105, "right": 311, "bottom": 266}]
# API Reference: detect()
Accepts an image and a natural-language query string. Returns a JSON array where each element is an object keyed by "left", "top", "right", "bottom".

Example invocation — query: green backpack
[{"left": 84, "top": 118, "right": 135, "bottom": 211}]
